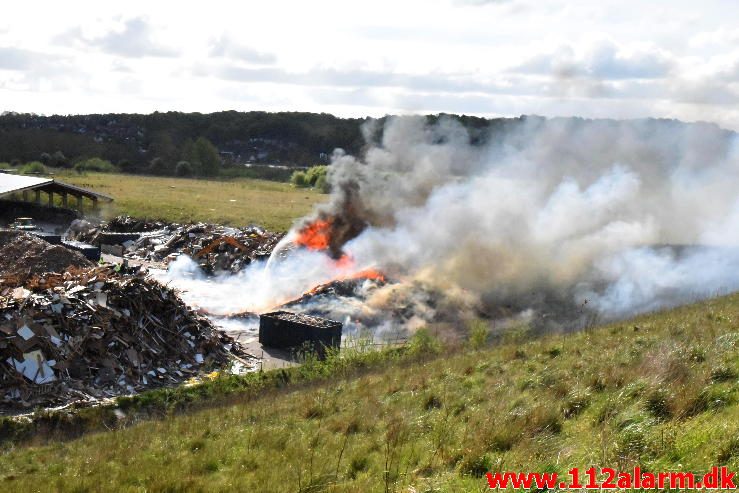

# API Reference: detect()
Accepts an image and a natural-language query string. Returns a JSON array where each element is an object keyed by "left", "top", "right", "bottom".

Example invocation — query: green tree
[
  {"left": 39, "top": 152, "right": 51, "bottom": 165},
  {"left": 188, "top": 137, "right": 221, "bottom": 177},
  {"left": 118, "top": 159, "right": 134, "bottom": 173},
  {"left": 52, "top": 150, "right": 68, "bottom": 168},
  {"left": 175, "top": 161, "right": 193, "bottom": 177},
  {"left": 148, "top": 131, "right": 178, "bottom": 171},
  {"left": 149, "top": 157, "right": 169, "bottom": 175}
]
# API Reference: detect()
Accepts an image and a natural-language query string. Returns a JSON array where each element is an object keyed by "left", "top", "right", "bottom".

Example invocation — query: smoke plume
[{"left": 163, "top": 115, "right": 739, "bottom": 336}]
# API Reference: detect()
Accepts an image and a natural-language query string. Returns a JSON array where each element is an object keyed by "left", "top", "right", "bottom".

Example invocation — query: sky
[{"left": 1, "top": 0, "right": 739, "bottom": 129}]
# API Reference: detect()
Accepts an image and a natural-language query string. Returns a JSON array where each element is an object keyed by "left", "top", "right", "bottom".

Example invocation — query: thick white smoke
[
  {"left": 162, "top": 115, "right": 739, "bottom": 333},
  {"left": 326, "top": 116, "right": 739, "bottom": 324}
]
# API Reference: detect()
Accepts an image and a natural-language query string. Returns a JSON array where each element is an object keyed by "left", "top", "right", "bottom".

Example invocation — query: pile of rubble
[
  {"left": 126, "top": 223, "right": 284, "bottom": 274},
  {"left": 107, "top": 215, "right": 169, "bottom": 233},
  {"left": 0, "top": 265, "right": 253, "bottom": 411},
  {"left": 69, "top": 216, "right": 285, "bottom": 275},
  {"left": 66, "top": 216, "right": 167, "bottom": 243},
  {"left": 0, "top": 231, "right": 92, "bottom": 283}
]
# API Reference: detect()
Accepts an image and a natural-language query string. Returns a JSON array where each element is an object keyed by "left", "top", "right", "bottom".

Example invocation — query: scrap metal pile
[
  {"left": 0, "top": 262, "right": 253, "bottom": 412},
  {"left": 69, "top": 216, "right": 285, "bottom": 274}
]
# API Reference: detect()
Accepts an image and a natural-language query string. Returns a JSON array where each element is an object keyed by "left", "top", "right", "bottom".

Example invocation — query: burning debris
[{"left": 0, "top": 265, "right": 253, "bottom": 411}]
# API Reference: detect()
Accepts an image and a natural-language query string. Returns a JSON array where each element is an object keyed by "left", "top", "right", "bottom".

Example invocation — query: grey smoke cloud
[
  {"left": 162, "top": 116, "right": 739, "bottom": 335},
  {"left": 326, "top": 116, "right": 739, "bottom": 322}
]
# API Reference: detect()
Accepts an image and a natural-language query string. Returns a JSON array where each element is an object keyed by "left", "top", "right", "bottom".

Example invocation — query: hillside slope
[{"left": 1, "top": 294, "right": 738, "bottom": 491}]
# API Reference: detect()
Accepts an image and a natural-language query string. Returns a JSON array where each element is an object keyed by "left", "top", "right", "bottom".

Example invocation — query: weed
[
  {"left": 467, "top": 319, "right": 490, "bottom": 350},
  {"left": 348, "top": 456, "right": 369, "bottom": 479},
  {"left": 711, "top": 365, "right": 737, "bottom": 383},
  {"left": 458, "top": 452, "right": 491, "bottom": 477},
  {"left": 645, "top": 387, "right": 673, "bottom": 420},
  {"left": 718, "top": 436, "right": 739, "bottom": 463}
]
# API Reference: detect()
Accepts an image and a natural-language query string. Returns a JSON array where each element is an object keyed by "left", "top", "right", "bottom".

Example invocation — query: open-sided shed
[{"left": 0, "top": 174, "right": 113, "bottom": 212}]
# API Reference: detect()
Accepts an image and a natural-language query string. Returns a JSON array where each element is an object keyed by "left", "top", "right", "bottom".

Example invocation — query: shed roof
[
  {"left": 0, "top": 174, "right": 113, "bottom": 201},
  {"left": 0, "top": 175, "right": 52, "bottom": 195}
]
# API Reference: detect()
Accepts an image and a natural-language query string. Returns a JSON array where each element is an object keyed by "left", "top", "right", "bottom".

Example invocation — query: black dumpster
[
  {"left": 259, "top": 311, "right": 342, "bottom": 356},
  {"left": 62, "top": 240, "right": 101, "bottom": 261},
  {"left": 29, "top": 231, "right": 62, "bottom": 245}
]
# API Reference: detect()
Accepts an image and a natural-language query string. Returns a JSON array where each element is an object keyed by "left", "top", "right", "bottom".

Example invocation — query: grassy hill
[
  {"left": 1, "top": 294, "right": 738, "bottom": 491},
  {"left": 57, "top": 171, "right": 326, "bottom": 231}
]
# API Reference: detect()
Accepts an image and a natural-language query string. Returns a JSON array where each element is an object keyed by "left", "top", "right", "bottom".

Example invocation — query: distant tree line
[
  {"left": 0, "top": 111, "right": 545, "bottom": 180},
  {"left": 0, "top": 111, "right": 369, "bottom": 178}
]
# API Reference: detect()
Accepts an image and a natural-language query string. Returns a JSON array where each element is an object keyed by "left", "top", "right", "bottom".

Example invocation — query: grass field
[
  {"left": 56, "top": 171, "right": 326, "bottom": 231},
  {"left": 1, "top": 294, "right": 738, "bottom": 491}
]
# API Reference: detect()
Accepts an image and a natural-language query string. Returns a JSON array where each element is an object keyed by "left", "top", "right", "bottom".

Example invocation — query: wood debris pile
[
  {"left": 0, "top": 265, "right": 252, "bottom": 411},
  {"left": 69, "top": 216, "right": 285, "bottom": 274}
]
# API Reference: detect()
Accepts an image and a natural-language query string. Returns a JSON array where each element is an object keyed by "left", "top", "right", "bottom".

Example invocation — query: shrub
[
  {"left": 408, "top": 328, "right": 442, "bottom": 355},
  {"left": 305, "top": 165, "right": 328, "bottom": 186},
  {"left": 73, "top": 157, "right": 117, "bottom": 173},
  {"left": 314, "top": 174, "right": 330, "bottom": 193},
  {"left": 292, "top": 165, "right": 330, "bottom": 191},
  {"left": 290, "top": 170, "right": 308, "bottom": 187},
  {"left": 19, "top": 161, "right": 46, "bottom": 174},
  {"left": 0, "top": 162, "right": 10, "bottom": 170}
]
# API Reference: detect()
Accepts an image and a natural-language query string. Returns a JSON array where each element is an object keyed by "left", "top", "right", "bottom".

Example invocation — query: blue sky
[{"left": 1, "top": 0, "right": 738, "bottom": 128}]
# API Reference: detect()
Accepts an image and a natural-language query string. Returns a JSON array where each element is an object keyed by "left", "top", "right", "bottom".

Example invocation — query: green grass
[
  {"left": 55, "top": 171, "right": 325, "bottom": 231},
  {"left": 1, "top": 294, "right": 738, "bottom": 491}
]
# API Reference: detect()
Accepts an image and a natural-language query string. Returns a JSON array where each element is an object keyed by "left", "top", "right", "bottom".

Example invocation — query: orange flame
[
  {"left": 345, "top": 268, "right": 386, "bottom": 282},
  {"left": 293, "top": 218, "right": 386, "bottom": 299},
  {"left": 295, "top": 219, "right": 332, "bottom": 250}
]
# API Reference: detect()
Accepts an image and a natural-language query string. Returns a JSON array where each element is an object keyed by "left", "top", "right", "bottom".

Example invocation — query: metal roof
[
  {"left": 0, "top": 174, "right": 53, "bottom": 195},
  {"left": 0, "top": 174, "right": 113, "bottom": 201}
]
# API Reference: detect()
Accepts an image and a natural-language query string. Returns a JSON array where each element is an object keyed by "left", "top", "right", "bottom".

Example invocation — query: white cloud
[
  {"left": 209, "top": 35, "right": 276, "bottom": 65},
  {"left": 515, "top": 41, "right": 673, "bottom": 80},
  {"left": 0, "top": 0, "right": 737, "bottom": 129},
  {"left": 57, "top": 17, "right": 178, "bottom": 58}
]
